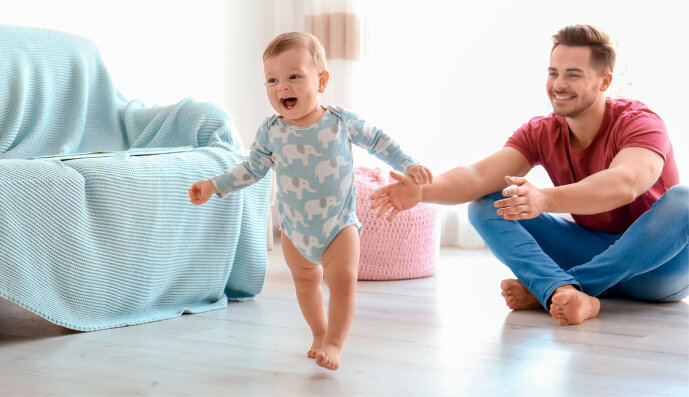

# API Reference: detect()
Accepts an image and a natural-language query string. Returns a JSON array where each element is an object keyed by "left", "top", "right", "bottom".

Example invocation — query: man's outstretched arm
[
  {"left": 494, "top": 147, "right": 665, "bottom": 220},
  {"left": 370, "top": 147, "right": 532, "bottom": 221}
]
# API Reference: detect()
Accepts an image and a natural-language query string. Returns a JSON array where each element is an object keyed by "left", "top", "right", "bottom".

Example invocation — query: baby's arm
[
  {"left": 343, "top": 108, "right": 431, "bottom": 183},
  {"left": 188, "top": 125, "right": 273, "bottom": 204},
  {"left": 189, "top": 179, "right": 218, "bottom": 205}
]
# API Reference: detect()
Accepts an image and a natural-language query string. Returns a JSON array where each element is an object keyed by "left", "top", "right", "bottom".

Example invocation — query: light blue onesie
[{"left": 211, "top": 105, "right": 417, "bottom": 263}]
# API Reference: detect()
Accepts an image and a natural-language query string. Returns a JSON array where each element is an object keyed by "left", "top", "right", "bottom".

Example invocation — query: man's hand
[
  {"left": 370, "top": 171, "right": 423, "bottom": 222},
  {"left": 493, "top": 175, "right": 548, "bottom": 220},
  {"left": 188, "top": 179, "right": 218, "bottom": 205}
]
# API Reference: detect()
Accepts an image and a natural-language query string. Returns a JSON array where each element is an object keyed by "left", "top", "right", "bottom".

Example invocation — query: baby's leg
[
  {"left": 316, "top": 225, "right": 360, "bottom": 371},
  {"left": 281, "top": 232, "right": 327, "bottom": 359}
]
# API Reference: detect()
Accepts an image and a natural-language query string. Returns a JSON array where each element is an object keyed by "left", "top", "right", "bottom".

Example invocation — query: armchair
[{"left": 0, "top": 25, "right": 271, "bottom": 331}]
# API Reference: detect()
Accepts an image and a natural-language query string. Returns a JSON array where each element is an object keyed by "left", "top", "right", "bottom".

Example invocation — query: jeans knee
[
  {"left": 662, "top": 185, "right": 689, "bottom": 218},
  {"left": 627, "top": 282, "right": 689, "bottom": 302},
  {"left": 468, "top": 192, "right": 502, "bottom": 229},
  {"left": 620, "top": 257, "right": 689, "bottom": 302}
]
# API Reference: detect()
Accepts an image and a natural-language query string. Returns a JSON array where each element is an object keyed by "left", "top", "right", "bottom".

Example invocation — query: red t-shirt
[{"left": 505, "top": 98, "right": 679, "bottom": 233}]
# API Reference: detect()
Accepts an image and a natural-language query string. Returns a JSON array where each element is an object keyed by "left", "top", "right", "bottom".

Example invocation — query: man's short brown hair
[{"left": 552, "top": 24, "right": 616, "bottom": 73}]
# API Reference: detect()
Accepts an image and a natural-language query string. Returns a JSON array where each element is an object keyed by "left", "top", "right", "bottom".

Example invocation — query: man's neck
[{"left": 566, "top": 96, "right": 607, "bottom": 149}]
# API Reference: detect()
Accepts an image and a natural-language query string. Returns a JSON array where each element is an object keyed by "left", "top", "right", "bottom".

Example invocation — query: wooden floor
[{"left": 1, "top": 238, "right": 687, "bottom": 396}]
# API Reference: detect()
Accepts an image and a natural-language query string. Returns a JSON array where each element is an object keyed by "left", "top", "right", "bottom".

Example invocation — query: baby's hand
[
  {"left": 188, "top": 179, "right": 218, "bottom": 205},
  {"left": 405, "top": 164, "right": 433, "bottom": 185}
]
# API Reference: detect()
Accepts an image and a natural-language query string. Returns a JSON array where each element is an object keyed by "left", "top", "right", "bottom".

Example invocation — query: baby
[{"left": 189, "top": 32, "right": 432, "bottom": 370}]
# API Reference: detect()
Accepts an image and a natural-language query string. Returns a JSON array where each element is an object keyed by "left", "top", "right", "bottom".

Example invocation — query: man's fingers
[
  {"left": 376, "top": 203, "right": 393, "bottom": 218},
  {"left": 502, "top": 205, "right": 526, "bottom": 215},
  {"left": 389, "top": 170, "right": 405, "bottom": 181},
  {"left": 502, "top": 185, "right": 527, "bottom": 197},
  {"left": 494, "top": 197, "right": 520, "bottom": 208},
  {"left": 390, "top": 170, "right": 412, "bottom": 187},
  {"left": 497, "top": 205, "right": 531, "bottom": 220},
  {"left": 370, "top": 186, "right": 388, "bottom": 201},
  {"left": 371, "top": 195, "right": 388, "bottom": 210},
  {"left": 387, "top": 208, "right": 400, "bottom": 222},
  {"left": 502, "top": 210, "right": 532, "bottom": 221},
  {"left": 505, "top": 175, "right": 526, "bottom": 186}
]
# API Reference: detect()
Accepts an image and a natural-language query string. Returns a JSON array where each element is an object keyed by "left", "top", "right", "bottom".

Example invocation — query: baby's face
[{"left": 264, "top": 47, "right": 327, "bottom": 126}]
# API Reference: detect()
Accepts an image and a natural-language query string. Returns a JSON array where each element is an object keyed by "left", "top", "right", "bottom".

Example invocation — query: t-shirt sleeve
[
  {"left": 504, "top": 117, "right": 543, "bottom": 167},
  {"left": 615, "top": 111, "right": 671, "bottom": 161}
]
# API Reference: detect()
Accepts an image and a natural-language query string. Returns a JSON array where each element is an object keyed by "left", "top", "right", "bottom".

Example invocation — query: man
[{"left": 370, "top": 24, "right": 688, "bottom": 325}]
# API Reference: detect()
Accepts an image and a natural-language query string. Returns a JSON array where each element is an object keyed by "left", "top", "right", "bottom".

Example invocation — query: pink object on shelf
[{"left": 355, "top": 167, "right": 439, "bottom": 280}]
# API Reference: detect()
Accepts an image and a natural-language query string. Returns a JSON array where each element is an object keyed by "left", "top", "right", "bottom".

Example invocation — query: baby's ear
[{"left": 318, "top": 70, "right": 330, "bottom": 93}]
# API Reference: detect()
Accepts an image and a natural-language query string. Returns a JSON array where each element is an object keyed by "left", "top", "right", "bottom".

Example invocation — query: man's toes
[{"left": 551, "top": 291, "right": 573, "bottom": 306}]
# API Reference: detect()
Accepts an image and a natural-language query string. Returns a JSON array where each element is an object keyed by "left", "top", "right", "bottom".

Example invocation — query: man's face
[{"left": 546, "top": 45, "right": 610, "bottom": 118}]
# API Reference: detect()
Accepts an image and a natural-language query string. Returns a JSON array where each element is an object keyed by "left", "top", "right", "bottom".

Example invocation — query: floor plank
[{"left": 1, "top": 240, "right": 687, "bottom": 396}]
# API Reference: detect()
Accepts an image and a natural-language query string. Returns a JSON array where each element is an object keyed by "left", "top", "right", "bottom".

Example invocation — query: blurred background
[{"left": 2, "top": 0, "right": 686, "bottom": 245}]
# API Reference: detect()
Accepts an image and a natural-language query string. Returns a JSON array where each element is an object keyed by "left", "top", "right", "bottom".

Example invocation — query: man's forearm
[
  {"left": 543, "top": 168, "right": 641, "bottom": 215},
  {"left": 421, "top": 166, "right": 495, "bottom": 205},
  {"left": 420, "top": 147, "right": 532, "bottom": 206}
]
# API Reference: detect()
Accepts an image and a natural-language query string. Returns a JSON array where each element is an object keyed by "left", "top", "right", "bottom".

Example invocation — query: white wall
[
  {"left": 0, "top": 0, "right": 275, "bottom": 148},
  {"left": 351, "top": 1, "right": 688, "bottom": 187},
  {"left": 1, "top": 0, "right": 686, "bottom": 185}
]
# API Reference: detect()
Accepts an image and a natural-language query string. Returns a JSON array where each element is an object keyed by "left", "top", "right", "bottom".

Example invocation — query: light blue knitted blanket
[{"left": 0, "top": 25, "right": 271, "bottom": 331}]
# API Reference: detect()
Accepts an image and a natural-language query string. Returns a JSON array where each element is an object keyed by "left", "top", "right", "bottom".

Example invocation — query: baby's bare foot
[
  {"left": 549, "top": 288, "right": 600, "bottom": 325},
  {"left": 308, "top": 334, "right": 325, "bottom": 359},
  {"left": 500, "top": 279, "right": 541, "bottom": 310},
  {"left": 315, "top": 344, "right": 342, "bottom": 370}
]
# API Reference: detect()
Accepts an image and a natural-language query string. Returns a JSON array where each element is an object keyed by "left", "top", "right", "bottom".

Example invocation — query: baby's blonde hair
[{"left": 263, "top": 32, "right": 328, "bottom": 72}]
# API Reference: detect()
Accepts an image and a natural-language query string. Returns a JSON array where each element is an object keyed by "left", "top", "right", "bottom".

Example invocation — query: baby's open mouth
[{"left": 281, "top": 97, "right": 297, "bottom": 110}]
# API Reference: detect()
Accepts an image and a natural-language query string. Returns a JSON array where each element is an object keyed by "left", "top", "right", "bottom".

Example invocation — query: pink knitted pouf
[{"left": 355, "top": 167, "right": 439, "bottom": 280}]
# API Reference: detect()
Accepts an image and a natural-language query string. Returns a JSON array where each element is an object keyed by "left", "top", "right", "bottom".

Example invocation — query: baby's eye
[
  {"left": 289, "top": 74, "right": 301, "bottom": 80},
  {"left": 266, "top": 78, "right": 277, "bottom": 85}
]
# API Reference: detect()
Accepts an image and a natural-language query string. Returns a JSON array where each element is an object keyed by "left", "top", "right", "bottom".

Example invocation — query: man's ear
[
  {"left": 600, "top": 70, "right": 613, "bottom": 92},
  {"left": 318, "top": 70, "right": 330, "bottom": 93}
]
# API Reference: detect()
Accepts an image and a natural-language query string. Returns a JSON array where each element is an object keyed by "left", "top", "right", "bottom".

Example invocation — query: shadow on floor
[{"left": 0, "top": 298, "right": 79, "bottom": 346}]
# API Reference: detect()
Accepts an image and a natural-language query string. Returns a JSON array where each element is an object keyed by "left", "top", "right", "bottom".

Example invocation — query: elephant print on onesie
[
  {"left": 251, "top": 141, "right": 273, "bottom": 171},
  {"left": 315, "top": 156, "right": 347, "bottom": 183},
  {"left": 290, "top": 230, "right": 325, "bottom": 260},
  {"left": 305, "top": 196, "right": 338, "bottom": 221},
  {"left": 317, "top": 124, "right": 342, "bottom": 149},
  {"left": 280, "top": 202, "right": 308, "bottom": 229},
  {"left": 339, "top": 171, "right": 354, "bottom": 198},
  {"left": 279, "top": 175, "right": 316, "bottom": 200},
  {"left": 282, "top": 143, "right": 322, "bottom": 166},
  {"left": 210, "top": 106, "right": 418, "bottom": 264},
  {"left": 233, "top": 169, "right": 257, "bottom": 187},
  {"left": 269, "top": 124, "right": 301, "bottom": 144}
]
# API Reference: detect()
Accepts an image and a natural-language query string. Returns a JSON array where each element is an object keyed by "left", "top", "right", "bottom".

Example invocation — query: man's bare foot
[
  {"left": 549, "top": 287, "right": 600, "bottom": 325},
  {"left": 315, "top": 344, "right": 341, "bottom": 370},
  {"left": 500, "top": 279, "right": 541, "bottom": 310},
  {"left": 308, "top": 334, "right": 325, "bottom": 359}
]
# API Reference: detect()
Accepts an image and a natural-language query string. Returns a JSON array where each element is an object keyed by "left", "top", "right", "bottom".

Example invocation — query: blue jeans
[{"left": 468, "top": 185, "right": 689, "bottom": 309}]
